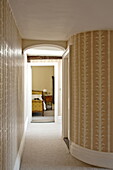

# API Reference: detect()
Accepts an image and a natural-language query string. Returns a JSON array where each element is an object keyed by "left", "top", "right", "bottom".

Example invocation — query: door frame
[
  {"left": 27, "top": 61, "right": 59, "bottom": 123},
  {"left": 62, "top": 47, "right": 70, "bottom": 139}
]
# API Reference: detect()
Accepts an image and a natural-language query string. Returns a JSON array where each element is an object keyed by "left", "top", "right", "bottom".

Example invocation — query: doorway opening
[{"left": 32, "top": 66, "right": 55, "bottom": 123}]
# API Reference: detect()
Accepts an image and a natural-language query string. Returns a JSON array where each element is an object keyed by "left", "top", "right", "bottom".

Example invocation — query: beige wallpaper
[
  {"left": 70, "top": 30, "right": 113, "bottom": 152},
  {"left": 0, "top": 0, "right": 24, "bottom": 170},
  {"left": 32, "top": 66, "right": 54, "bottom": 94}
]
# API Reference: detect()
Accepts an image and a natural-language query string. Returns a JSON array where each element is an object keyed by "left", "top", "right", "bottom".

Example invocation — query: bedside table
[{"left": 44, "top": 95, "right": 53, "bottom": 110}]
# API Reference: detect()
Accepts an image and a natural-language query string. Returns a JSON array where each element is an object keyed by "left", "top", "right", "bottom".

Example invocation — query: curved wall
[{"left": 69, "top": 30, "right": 113, "bottom": 168}]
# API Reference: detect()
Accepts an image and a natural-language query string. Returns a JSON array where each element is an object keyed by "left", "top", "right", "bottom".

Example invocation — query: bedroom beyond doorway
[{"left": 32, "top": 66, "right": 55, "bottom": 123}]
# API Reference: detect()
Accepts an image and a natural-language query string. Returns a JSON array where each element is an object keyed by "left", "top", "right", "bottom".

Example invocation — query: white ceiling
[{"left": 9, "top": 0, "right": 113, "bottom": 41}]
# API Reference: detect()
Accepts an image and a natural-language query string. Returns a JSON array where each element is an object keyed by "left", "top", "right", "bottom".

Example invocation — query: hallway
[
  {"left": 20, "top": 122, "right": 103, "bottom": 170},
  {"left": 1, "top": 1, "right": 113, "bottom": 170}
]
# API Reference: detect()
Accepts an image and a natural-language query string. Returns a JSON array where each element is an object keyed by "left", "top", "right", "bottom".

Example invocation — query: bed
[{"left": 32, "top": 90, "right": 44, "bottom": 116}]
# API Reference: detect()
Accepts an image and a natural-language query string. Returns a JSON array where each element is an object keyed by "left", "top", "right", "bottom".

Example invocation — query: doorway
[
  {"left": 24, "top": 44, "right": 65, "bottom": 129},
  {"left": 26, "top": 61, "right": 61, "bottom": 123},
  {"left": 32, "top": 66, "right": 55, "bottom": 123}
]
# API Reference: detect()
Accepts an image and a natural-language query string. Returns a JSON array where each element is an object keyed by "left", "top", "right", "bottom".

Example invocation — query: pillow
[{"left": 32, "top": 94, "right": 42, "bottom": 100}]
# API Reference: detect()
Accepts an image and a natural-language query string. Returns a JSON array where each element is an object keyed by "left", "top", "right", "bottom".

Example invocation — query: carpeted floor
[
  {"left": 32, "top": 116, "right": 54, "bottom": 123},
  {"left": 32, "top": 110, "right": 54, "bottom": 123},
  {"left": 20, "top": 121, "right": 105, "bottom": 170}
]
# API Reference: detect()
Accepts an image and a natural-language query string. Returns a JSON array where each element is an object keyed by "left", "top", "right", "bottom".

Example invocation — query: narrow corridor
[{"left": 20, "top": 121, "right": 104, "bottom": 170}]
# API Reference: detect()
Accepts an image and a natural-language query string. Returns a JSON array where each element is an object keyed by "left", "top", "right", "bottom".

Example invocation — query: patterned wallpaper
[
  {"left": 0, "top": 0, "right": 24, "bottom": 170},
  {"left": 70, "top": 30, "right": 113, "bottom": 152}
]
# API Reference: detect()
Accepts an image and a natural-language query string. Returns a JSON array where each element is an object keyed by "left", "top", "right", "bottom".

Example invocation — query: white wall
[
  {"left": 32, "top": 66, "right": 54, "bottom": 94},
  {"left": 58, "top": 60, "right": 62, "bottom": 116},
  {"left": 27, "top": 65, "right": 32, "bottom": 122},
  {"left": 24, "top": 54, "right": 32, "bottom": 124}
]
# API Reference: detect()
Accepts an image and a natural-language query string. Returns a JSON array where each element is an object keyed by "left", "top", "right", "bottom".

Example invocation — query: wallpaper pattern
[
  {"left": 70, "top": 30, "right": 113, "bottom": 152},
  {"left": 0, "top": 0, "right": 24, "bottom": 170}
]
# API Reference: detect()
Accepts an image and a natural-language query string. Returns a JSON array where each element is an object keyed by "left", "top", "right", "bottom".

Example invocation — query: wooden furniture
[
  {"left": 32, "top": 91, "right": 44, "bottom": 116},
  {"left": 44, "top": 95, "right": 53, "bottom": 110},
  {"left": 32, "top": 100, "right": 44, "bottom": 116}
]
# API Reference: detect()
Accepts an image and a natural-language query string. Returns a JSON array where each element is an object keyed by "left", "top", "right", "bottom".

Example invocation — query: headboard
[{"left": 32, "top": 90, "right": 43, "bottom": 100}]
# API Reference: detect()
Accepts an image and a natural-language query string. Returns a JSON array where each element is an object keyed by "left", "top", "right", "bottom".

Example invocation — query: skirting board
[
  {"left": 13, "top": 117, "right": 29, "bottom": 170},
  {"left": 70, "top": 142, "right": 113, "bottom": 169}
]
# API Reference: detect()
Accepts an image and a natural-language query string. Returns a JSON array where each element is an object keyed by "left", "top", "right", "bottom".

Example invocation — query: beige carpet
[
  {"left": 20, "top": 121, "right": 105, "bottom": 170},
  {"left": 32, "top": 110, "right": 54, "bottom": 123},
  {"left": 32, "top": 116, "right": 54, "bottom": 123}
]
